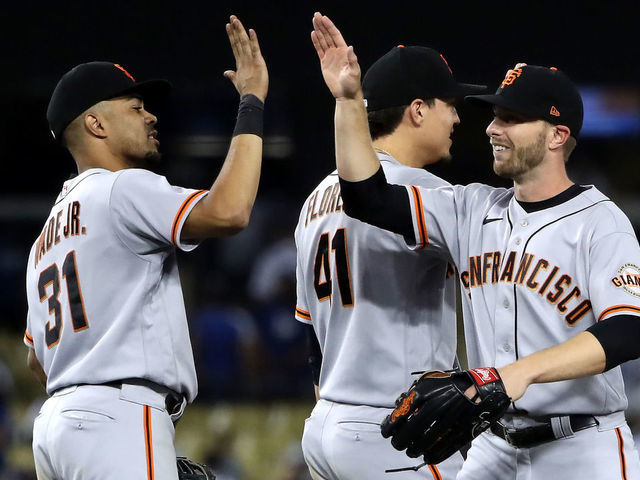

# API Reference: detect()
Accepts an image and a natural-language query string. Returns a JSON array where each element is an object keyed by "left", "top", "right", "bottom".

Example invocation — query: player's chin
[
  {"left": 439, "top": 151, "right": 453, "bottom": 164},
  {"left": 493, "top": 162, "right": 518, "bottom": 180},
  {"left": 144, "top": 150, "right": 162, "bottom": 163}
]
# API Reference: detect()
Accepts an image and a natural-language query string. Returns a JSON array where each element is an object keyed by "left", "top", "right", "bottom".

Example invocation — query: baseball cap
[
  {"left": 466, "top": 65, "right": 584, "bottom": 138},
  {"left": 362, "top": 45, "right": 487, "bottom": 111},
  {"left": 47, "top": 61, "right": 171, "bottom": 141}
]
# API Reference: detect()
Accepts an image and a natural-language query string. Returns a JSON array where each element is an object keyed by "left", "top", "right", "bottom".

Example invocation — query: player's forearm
[
  {"left": 182, "top": 93, "right": 265, "bottom": 240},
  {"left": 209, "top": 133, "right": 262, "bottom": 226},
  {"left": 499, "top": 331, "right": 606, "bottom": 401},
  {"left": 183, "top": 135, "right": 262, "bottom": 238},
  {"left": 334, "top": 93, "right": 381, "bottom": 182}
]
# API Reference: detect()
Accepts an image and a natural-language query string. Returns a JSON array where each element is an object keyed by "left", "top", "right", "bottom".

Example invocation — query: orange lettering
[{"left": 500, "top": 68, "right": 522, "bottom": 88}]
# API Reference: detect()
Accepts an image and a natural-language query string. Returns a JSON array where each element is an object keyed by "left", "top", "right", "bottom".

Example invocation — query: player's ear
[
  {"left": 548, "top": 124, "right": 570, "bottom": 153},
  {"left": 407, "top": 98, "right": 426, "bottom": 126},
  {"left": 84, "top": 111, "right": 107, "bottom": 139}
]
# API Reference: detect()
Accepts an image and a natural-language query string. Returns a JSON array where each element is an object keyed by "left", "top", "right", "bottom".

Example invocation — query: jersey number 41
[{"left": 313, "top": 228, "right": 354, "bottom": 307}]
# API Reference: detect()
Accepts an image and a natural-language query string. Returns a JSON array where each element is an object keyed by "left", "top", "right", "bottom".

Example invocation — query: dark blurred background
[{"left": 0, "top": 1, "right": 638, "bottom": 478}]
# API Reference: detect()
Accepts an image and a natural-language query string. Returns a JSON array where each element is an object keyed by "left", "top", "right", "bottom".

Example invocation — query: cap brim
[
  {"left": 465, "top": 93, "right": 543, "bottom": 119},
  {"left": 446, "top": 83, "right": 488, "bottom": 98},
  {"left": 112, "top": 79, "right": 172, "bottom": 104},
  {"left": 465, "top": 93, "right": 506, "bottom": 106}
]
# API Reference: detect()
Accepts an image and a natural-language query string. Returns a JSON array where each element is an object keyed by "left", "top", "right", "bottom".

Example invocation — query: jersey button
[
  {"left": 503, "top": 300, "right": 509, "bottom": 309},
  {"left": 503, "top": 344, "right": 511, "bottom": 352},
  {"left": 514, "top": 238, "right": 522, "bottom": 245},
  {"left": 520, "top": 220, "right": 528, "bottom": 227}
]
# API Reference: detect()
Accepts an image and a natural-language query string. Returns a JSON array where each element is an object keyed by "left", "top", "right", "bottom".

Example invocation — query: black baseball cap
[
  {"left": 362, "top": 46, "right": 487, "bottom": 111},
  {"left": 466, "top": 65, "right": 583, "bottom": 138},
  {"left": 47, "top": 61, "right": 171, "bottom": 141}
]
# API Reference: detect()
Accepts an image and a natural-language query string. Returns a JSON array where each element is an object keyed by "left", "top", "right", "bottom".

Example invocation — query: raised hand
[
  {"left": 224, "top": 15, "right": 268, "bottom": 102},
  {"left": 311, "top": 12, "right": 361, "bottom": 101}
]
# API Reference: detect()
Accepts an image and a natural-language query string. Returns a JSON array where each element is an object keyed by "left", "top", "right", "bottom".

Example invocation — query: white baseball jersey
[
  {"left": 294, "top": 153, "right": 458, "bottom": 407},
  {"left": 404, "top": 182, "right": 640, "bottom": 417},
  {"left": 24, "top": 167, "right": 207, "bottom": 402}
]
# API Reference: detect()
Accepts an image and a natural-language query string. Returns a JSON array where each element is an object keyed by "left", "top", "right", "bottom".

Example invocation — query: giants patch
[{"left": 611, "top": 264, "right": 640, "bottom": 297}]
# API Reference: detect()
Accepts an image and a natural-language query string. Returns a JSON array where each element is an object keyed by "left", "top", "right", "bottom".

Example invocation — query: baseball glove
[
  {"left": 381, "top": 368, "right": 511, "bottom": 464},
  {"left": 176, "top": 456, "right": 216, "bottom": 480}
]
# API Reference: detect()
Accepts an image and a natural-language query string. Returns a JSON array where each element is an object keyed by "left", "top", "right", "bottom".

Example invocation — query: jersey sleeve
[
  {"left": 24, "top": 312, "right": 34, "bottom": 349},
  {"left": 294, "top": 219, "right": 312, "bottom": 325},
  {"left": 589, "top": 229, "right": 640, "bottom": 321},
  {"left": 405, "top": 184, "right": 461, "bottom": 260},
  {"left": 109, "top": 169, "right": 208, "bottom": 254}
]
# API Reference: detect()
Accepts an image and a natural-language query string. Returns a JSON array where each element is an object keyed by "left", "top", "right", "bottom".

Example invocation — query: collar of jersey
[
  {"left": 516, "top": 184, "right": 591, "bottom": 213},
  {"left": 56, "top": 168, "right": 110, "bottom": 204},
  {"left": 374, "top": 148, "right": 400, "bottom": 165}
]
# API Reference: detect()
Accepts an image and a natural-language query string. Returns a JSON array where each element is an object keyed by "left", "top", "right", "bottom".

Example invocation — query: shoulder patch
[{"left": 611, "top": 264, "right": 640, "bottom": 297}]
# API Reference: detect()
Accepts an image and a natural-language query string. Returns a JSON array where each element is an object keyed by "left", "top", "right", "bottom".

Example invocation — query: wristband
[{"left": 232, "top": 94, "right": 264, "bottom": 137}]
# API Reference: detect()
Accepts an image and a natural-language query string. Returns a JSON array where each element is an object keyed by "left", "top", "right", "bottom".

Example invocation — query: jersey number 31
[
  {"left": 313, "top": 228, "right": 354, "bottom": 306},
  {"left": 37, "top": 250, "right": 88, "bottom": 348}
]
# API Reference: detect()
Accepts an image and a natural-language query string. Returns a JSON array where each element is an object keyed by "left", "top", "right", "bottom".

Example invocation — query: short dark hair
[
  {"left": 367, "top": 98, "right": 435, "bottom": 140},
  {"left": 61, "top": 115, "right": 83, "bottom": 150}
]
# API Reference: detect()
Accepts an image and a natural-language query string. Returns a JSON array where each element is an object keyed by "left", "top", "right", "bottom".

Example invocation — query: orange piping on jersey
[
  {"left": 24, "top": 330, "right": 34, "bottom": 345},
  {"left": 598, "top": 305, "right": 640, "bottom": 322},
  {"left": 296, "top": 307, "right": 312, "bottom": 321},
  {"left": 428, "top": 464, "right": 442, "bottom": 480},
  {"left": 171, "top": 190, "right": 208, "bottom": 245},
  {"left": 409, "top": 186, "right": 428, "bottom": 250},
  {"left": 144, "top": 405, "right": 154, "bottom": 480},
  {"left": 616, "top": 427, "right": 628, "bottom": 480}
]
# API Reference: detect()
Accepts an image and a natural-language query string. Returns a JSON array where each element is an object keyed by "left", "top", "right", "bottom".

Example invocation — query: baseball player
[
  {"left": 23, "top": 15, "right": 267, "bottom": 480},
  {"left": 312, "top": 12, "right": 640, "bottom": 480},
  {"left": 297, "top": 14, "right": 486, "bottom": 480}
]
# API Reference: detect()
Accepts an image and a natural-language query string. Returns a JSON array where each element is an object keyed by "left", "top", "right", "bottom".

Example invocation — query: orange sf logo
[
  {"left": 391, "top": 391, "right": 416, "bottom": 421},
  {"left": 500, "top": 68, "right": 522, "bottom": 88}
]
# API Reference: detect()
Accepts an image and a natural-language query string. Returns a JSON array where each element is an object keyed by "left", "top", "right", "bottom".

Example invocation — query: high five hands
[
  {"left": 224, "top": 15, "right": 268, "bottom": 102},
  {"left": 311, "top": 12, "right": 361, "bottom": 101}
]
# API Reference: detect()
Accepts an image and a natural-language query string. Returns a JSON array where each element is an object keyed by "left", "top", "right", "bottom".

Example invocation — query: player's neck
[
  {"left": 373, "top": 136, "right": 432, "bottom": 169},
  {"left": 74, "top": 149, "right": 134, "bottom": 174},
  {"left": 513, "top": 164, "right": 573, "bottom": 202}
]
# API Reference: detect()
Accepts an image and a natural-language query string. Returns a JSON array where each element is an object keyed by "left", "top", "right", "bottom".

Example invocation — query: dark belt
[
  {"left": 77, "top": 379, "right": 185, "bottom": 415},
  {"left": 490, "top": 414, "right": 598, "bottom": 448},
  {"left": 164, "top": 391, "right": 184, "bottom": 415}
]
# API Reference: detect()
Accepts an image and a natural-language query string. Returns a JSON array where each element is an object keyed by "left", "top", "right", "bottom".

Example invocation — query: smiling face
[
  {"left": 486, "top": 106, "right": 551, "bottom": 181},
  {"left": 101, "top": 95, "right": 161, "bottom": 166},
  {"left": 419, "top": 98, "right": 460, "bottom": 164}
]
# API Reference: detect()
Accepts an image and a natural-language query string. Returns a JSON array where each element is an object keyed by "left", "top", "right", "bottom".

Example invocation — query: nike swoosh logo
[{"left": 482, "top": 217, "right": 502, "bottom": 225}]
